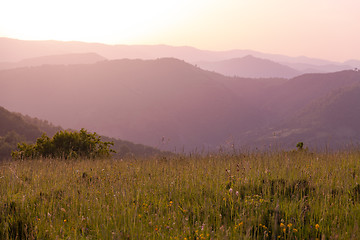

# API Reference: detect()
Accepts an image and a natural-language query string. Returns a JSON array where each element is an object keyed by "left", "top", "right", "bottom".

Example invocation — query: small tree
[
  {"left": 11, "top": 128, "right": 115, "bottom": 160},
  {"left": 296, "top": 142, "right": 308, "bottom": 152},
  {"left": 296, "top": 142, "right": 304, "bottom": 151}
]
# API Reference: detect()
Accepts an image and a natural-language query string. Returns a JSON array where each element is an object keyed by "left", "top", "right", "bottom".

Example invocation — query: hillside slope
[
  {"left": 243, "top": 71, "right": 360, "bottom": 149},
  {"left": 0, "top": 106, "right": 43, "bottom": 160},
  {"left": 261, "top": 70, "right": 360, "bottom": 121},
  {"left": 0, "top": 105, "right": 166, "bottom": 160}
]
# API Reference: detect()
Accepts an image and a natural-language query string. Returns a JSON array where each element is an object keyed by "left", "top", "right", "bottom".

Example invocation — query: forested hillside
[{"left": 0, "top": 106, "right": 43, "bottom": 160}]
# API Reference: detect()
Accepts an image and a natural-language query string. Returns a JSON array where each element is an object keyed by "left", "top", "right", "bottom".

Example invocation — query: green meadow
[{"left": 1, "top": 150, "right": 360, "bottom": 239}]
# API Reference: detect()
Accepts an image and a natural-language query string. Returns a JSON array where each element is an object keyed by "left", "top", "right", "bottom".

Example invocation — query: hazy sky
[{"left": 0, "top": 0, "right": 359, "bottom": 61}]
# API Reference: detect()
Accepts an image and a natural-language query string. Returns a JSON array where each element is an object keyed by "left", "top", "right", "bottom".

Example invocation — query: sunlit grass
[{"left": 1, "top": 150, "right": 360, "bottom": 239}]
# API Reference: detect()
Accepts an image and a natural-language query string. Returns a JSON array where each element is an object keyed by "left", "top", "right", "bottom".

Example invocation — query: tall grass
[{"left": 1, "top": 150, "right": 360, "bottom": 239}]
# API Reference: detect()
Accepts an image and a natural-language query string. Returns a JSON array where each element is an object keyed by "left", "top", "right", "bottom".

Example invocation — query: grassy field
[{"left": 1, "top": 150, "right": 360, "bottom": 239}]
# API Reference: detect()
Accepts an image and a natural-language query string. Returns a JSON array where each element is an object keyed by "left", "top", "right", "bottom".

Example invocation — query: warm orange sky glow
[{"left": 1, "top": 0, "right": 359, "bottom": 61}]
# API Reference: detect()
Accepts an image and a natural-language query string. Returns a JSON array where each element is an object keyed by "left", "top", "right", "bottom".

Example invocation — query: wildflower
[
  {"left": 293, "top": 228, "right": 298, "bottom": 233},
  {"left": 64, "top": 219, "right": 67, "bottom": 222},
  {"left": 283, "top": 228, "right": 286, "bottom": 233},
  {"left": 287, "top": 223, "right": 292, "bottom": 228},
  {"left": 236, "top": 191, "right": 239, "bottom": 196},
  {"left": 280, "top": 223, "right": 285, "bottom": 228},
  {"left": 315, "top": 224, "right": 320, "bottom": 230},
  {"left": 229, "top": 188, "right": 233, "bottom": 194}
]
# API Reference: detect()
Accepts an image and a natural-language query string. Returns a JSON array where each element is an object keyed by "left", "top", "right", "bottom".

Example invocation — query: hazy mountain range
[
  {"left": 0, "top": 38, "right": 358, "bottom": 78},
  {"left": 196, "top": 55, "right": 301, "bottom": 78},
  {"left": 0, "top": 45, "right": 359, "bottom": 151}
]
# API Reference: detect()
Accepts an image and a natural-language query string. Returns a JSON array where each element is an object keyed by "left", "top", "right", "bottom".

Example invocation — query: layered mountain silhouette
[
  {"left": 0, "top": 56, "right": 359, "bottom": 151},
  {"left": 197, "top": 55, "right": 301, "bottom": 78},
  {"left": 0, "top": 38, "right": 356, "bottom": 74}
]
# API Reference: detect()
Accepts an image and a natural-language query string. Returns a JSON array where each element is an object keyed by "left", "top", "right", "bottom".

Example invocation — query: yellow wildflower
[
  {"left": 287, "top": 223, "right": 292, "bottom": 228},
  {"left": 315, "top": 224, "right": 320, "bottom": 230},
  {"left": 280, "top": 223, "right": 285, "bottom": 228}
]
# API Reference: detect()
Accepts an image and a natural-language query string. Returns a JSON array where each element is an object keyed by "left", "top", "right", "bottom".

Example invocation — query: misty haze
[{"left": 1, "top": 1, "right": 360, "bottom": 239}]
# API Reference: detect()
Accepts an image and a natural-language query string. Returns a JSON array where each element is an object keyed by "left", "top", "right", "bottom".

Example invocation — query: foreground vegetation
[{"left": 1, "top": 150, "right": 360, "bottom": 239}]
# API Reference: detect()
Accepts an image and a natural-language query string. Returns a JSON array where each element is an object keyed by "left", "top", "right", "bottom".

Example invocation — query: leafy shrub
[{"left": 11, "top": 128, "right": 114, "bottom": 160}]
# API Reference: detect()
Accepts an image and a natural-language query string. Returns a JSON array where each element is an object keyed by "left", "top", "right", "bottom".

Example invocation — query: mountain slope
[
  {"left": 243, "top": 71, "right": 360, "bottom": 149},
  {"left": 288, "top": 83, "right": 360, "bottom": 142},
  {"left": 0, "top": 58, "right": 276, "bottom": 151},
  {"left": 197, "top": 55, "right": 301, "bottom": 78},
  {"left": 0, "top": 106, "right": 43, "bottom": 141},
  {"left": 260, "top": 70, "right": 360, "bottom": 121},
  {"left": 0, "top": 106, "right": 43, "bottom": 160}
]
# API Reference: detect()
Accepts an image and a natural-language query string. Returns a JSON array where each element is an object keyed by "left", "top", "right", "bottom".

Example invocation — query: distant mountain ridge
[
  {"left": 0, "top": 37, "right": 358, "bottom": 74},
  {"left": 197, "top": 55, "right": 301, "bottom": 78},
  {"left": 0, "top": 52, "right": 106, "bottom": 70}
]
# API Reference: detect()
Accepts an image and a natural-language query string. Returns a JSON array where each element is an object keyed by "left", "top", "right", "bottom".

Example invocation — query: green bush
[{"left": 11, "top": 128, "right": 114, "bottom": 160}]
